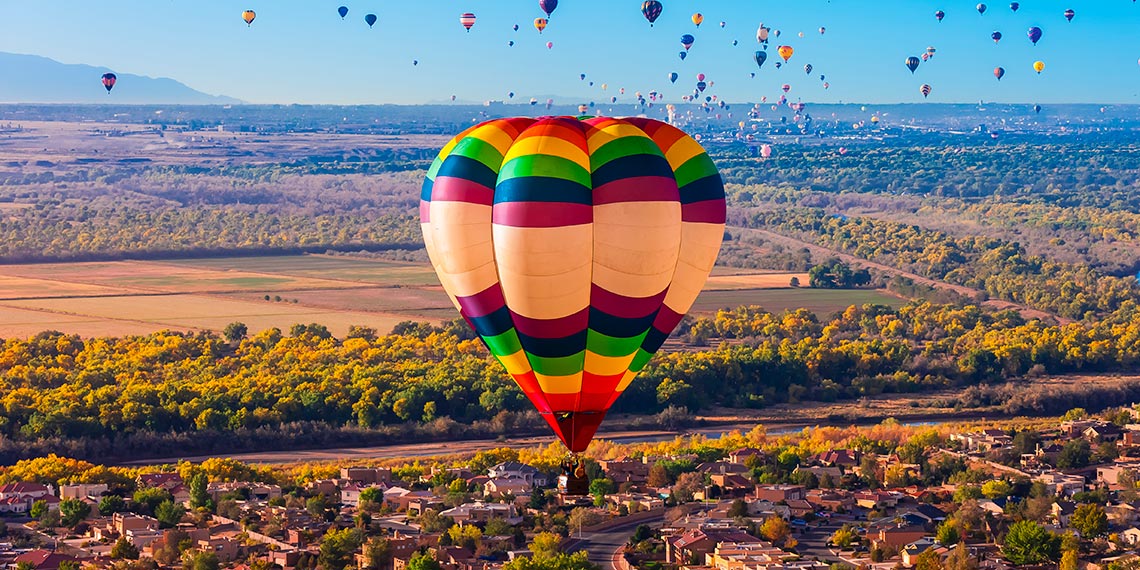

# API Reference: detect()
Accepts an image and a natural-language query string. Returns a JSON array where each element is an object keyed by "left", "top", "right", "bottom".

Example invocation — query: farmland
[{"left": 0, "top": 255, "right": 876, "bottom": 338}]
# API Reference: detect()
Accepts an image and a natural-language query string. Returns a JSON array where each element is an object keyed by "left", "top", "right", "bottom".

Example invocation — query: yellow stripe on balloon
[
  {"left": 585, "top": 123, "right": 652, "bottom": 153},
  {"left": 663, "top": 136, "right": 706, "bottom": 171},
  {"left": 502, "top": 136, "right": 591, "bottom": 172},
  {"left": 498, "top": 349, "right": 534, "bottom": 376},
  {"left": 585, "top": 351, "right": 636, "bottom": 377},
  {"left": 613, "top": 370, "right": 638, "bottom": 393},
  {"left": 534, "top": 371, "right": 584, "bottom": 394},
  {"left": 473, "top": 123, "right": 521, "bottom": 158}
]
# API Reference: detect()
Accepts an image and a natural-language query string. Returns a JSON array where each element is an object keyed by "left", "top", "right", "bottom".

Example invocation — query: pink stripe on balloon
[
  {"left": 592, "top": 176, "right": 679, "bottom": 205},
  {"left": 492, "top": 202, "right": 592, "bottom": 227}
]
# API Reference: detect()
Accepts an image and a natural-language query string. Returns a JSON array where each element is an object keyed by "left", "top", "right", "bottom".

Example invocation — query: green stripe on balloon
[
  {"left": 674, "top": 154, "right": 719, "bottom": 189},
  {"left": 499, "top": 155, "right": 592, "bottom": 189},
  {"left": 628, "top": 348, "right": 655, "bottom": 373},
  {"left": 482, "top": 328, "right": 524, "bottom": 356},
  {"left": 451, "top": 137, "right": 506, "bottom": 174},
  {"left": 589, "top": 137, "right": 663, "bottom": 171},
  {"left": 586, "top": 329, "right": 648, "bottom": 358},
  {"left": 528, "top": 352, "right": 587, "bottom": 376}
]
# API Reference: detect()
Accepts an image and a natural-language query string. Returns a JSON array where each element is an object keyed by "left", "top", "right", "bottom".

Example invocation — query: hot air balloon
[
  {"left": 992, "top": 31, "right": 1002, "bottom": 43},
  {"left": 922, "top": 53, "right": 930, "bottom": 62},
  {"left": 935, "top": 10, "right": 945, "bottom": 22},
  {"left": 823, "top": 82, "right": 830, "bottom": 89},
  {"left": 669, "top": 72, "right": 679, "bottom": 83},
  {"left": 242, "top": 10, "right": 256, "bottom": 26},
  {"left": 365, "top": 14, "right": 377, "bottom": 28},
  {"left": 927, "top": 46, "right": 937, "bottom": 56},
  {"left": 753, "top": 51, "right": 767, "bottom": 69},
  {"left": 782, "top": 84, "right": 791, "bottom": 93},
  {"left": 508, "top": 92, "right": 515, "bottom": 99},
  {"left": 580, "top": 74, "right": 587, "bottom": 80},
  {"left": 757, "top": 25, "right": 770, "bottom": 44},
  {"left": 994, "top": 66, "right": 1005, "bottom": 80},
  {"left": 546, "top": 41, "right": 554, "bottom": 49},
  {"left": 692, "top": 13, "right": 703, "bottom": 27},
  {"left": 696, "top": 73, "right": 706, "bottom": 82},
  {"left": 420, "top": 116, "right": 725, "bottom": 462},
  {"left": 804, "top": 64, "right": 813, "bottom": 75},
  {"left": 1028, "top": 26, "right": 1042, "bottom": 45},
  {"left": 905, "top": 56, "right": 920, "bottom": 73},
  {"left": 696, "top": 81, "right": 707, "bottom": 92},
  {"left": 513, "top": 24, "right": 520, "bottom": 31},
  {"left": 535, "top": 18, "right": 547, "bottom": 33},
  {"left": 1033, "top": 60, "right": 1045, "bottom": 74},
  {"left": 775, "top": 62, "right": 782, "bottom": 69},
  {"left": 760, "top": 144, "right": 772, "bottom": 158},
  {"left": 338, "top": 6, "right": 349, "bottom": 19},
  {"left": 101, "top": 73, "right": 117, "bottom": 93},
  {"left": 777, "top": 45, "right": 793, "bottom": 62},
  {"left": 460, "top": 13, "right": 476, "bottom": 31},
  {"left": 819, "top": 27, "right": 826, "bottom": 35},
  {"left": 1034, "top": 104, "right": 1042, "bottom": 113},
  {"left": 641, "top": 1, "right": 662, "bottom": 26},
  {"left": 679, "top": 52, "right": 687, "bottom": 61},
  {"left": 920, "top": 84, "right": 932, "bottom": 98},
  {"left": 1010, "top": 2, "right": 1019, "bottom": 11},
  {"left": 539, "top": 0, "right": 558, "bottom": 18},
  {"left": 977, "top": 3, "right": 987, "bottom": 14},
  {"left": 413, "top": 60, "right": 419, "bottom": 66},
  {"left": 681, "top": 34, "right": 695, "bottom": 50},
  {"left": 577, "top": 104, "right": 589, "bottom": 114},
  {"left": 1064, "top": 9, "right": 1074, "bottom": 22},
  {"left": 509, "top": 40, "right": 515, "bottom": 46},
  {"left": 732, "top": 40, "right": 738, "bottom": 46}
]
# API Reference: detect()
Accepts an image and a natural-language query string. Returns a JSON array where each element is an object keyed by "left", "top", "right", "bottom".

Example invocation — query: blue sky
[{"left": 0, "top": 0, "right": 1137, "bottom": 105}]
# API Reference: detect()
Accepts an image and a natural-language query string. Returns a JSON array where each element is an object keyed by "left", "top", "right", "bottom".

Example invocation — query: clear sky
[{"left": 0, "top": 0, "right": 1137, "bottom": 105}]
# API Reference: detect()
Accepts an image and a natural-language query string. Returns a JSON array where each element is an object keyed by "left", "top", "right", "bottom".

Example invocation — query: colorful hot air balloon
[
  {"left": 777, "top": 45, "right": 793, "bottom": 62},
  {"left": 1064, "top": 9, "right": 1074, "bottom": 22},
  {"left": 1033, "top": 60, "right": 1045, "bottom": 74},
  {"left": 669, "top": 72, "right": 679, "bottom": 83},
  {"left": 513, "top": 24, "right": 520, "bottom": 31},
  {"left": 460, "top": 12, "right": 476, "bottom": 32},
  {"left": 994, "top": 66, "right": 1005, "bottom": 80},
  {"left": 242, "top": 10, "right": 256, "bottom": 26},
  {"left": 905, "top": 56, "right": 920, "bottom": 73},
  {"left": 935, "top": 10, "right": 945, "bottom": 22},
  {"left": 804, "top": 64, "right": 813, "bottom": 75},
  {"left": 991, "top": 31, "right": 1002, "bottom": 43},
  {"left": 420, "top": 116, "right": 726, "bottom": 454},
  {"left": 696, "top": 81, "right": 707, "bottom": 92},
  {"left": 546, "top": 41, "right": 554, "bottom": 49},
  {"left": 692, "top": 13, "right": 704, "bottom": 27},
  {"left": 1010, "top": 2, "right": 1019, "bottom": 11},
  {"left": 641, "top": 1, "right": 662, "bottom": 26},
  {"left": 976, "top": 3, "right": 987, "bottom": 15},
  {"left": 539, "top": 0, "right": 558, "bottom": 18},
  {"left": 365, "top": 14, "right": 377, "bottom": 28},
  {"left": 1027, "top": 26, "right": 1042, "bottom": 45},
  {"left": 681, "top": 34, "right": 695, "bottom": 51},
  {"left": 696, "top": 73, "right": 706, "bottom": 82},
  {"left": 760, "top": 144, "right": 772, "bottom": 158},
  {"left": 782, "top": 84, "right": 791, "bottom": 93},
  {"left": 101, "top": 73, "right": 117, "bottom": 93},
  {"left": 920, "top": 84, "right": 932, "bottom": 98},
  {"left": 338, "top": 6, "right": 349, "bottom": 19},
  {"left": 753, "top": 51, "right": 767, "bottom": 69},
  {"left": 819, "top": 27, "right": 826, "bottom": 35},
  {"left": 535, "top": 18, "right": 548, "bottom": 33}
]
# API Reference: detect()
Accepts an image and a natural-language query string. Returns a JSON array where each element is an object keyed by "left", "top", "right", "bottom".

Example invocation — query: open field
[{"left": 0, "top": 254, "right": 894, "bottom": 338}]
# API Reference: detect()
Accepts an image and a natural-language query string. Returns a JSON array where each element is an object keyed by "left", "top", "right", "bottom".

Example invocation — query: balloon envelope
[
  {"left": 101, "top": 73, "right": 117, "bottom": 93},
  {"left": 539, "top": 0, "right": 558, "bottom": 17},
  {"left": 420, "top": 117, "right": 726, "bottom": 452},
  {"left": 641, "top": 1, "right": 662, "bottom": 25},
  {"left": 460, "top": 12, "right": 476, "bottom": 31},
  {"left": 1027, "top": 26, "right": 1042, "bottom": 44},
  {"left": 777, "top": 45, "right": 793, "bottom": 62},
  {"left": 365, "top": 14, "right": 377, "bottom": 27},
  {"left": 242, "top": 10, "right": 256, "bottom": 25},
  {"left": 338, "top": 6, "right": 349, "bottom": 19}
]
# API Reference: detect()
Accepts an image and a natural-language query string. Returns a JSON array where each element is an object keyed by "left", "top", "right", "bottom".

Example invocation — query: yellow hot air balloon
[
  {"left": 1033, "top": 60, "right": 1045, "bottom": 74},
  {"left": 242, "top": 10, "right": 256, "bottom": 26},
  {"left": 534, "top": 18, "right": 548, "bottom": 33},
  {"left": 692, "top": 13, "right": 704, "bottom": 26},
  {"left": 777, "top": 45, "right": 794, "bottom": 62}
]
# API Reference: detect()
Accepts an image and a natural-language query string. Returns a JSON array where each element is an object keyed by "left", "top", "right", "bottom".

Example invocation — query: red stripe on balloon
[
  {"left": 492, "top": 202, "right": 592, "bottom": 227},
  {"left": 650, "top": 305, "right": 685, "bottom": 334},
  {"left": 590, "top": 284, "right": 667, "bottom": 319},
  {"left": 430, "top": 176, "right": 494, "bottom": 205},
  {"left": 511, "top": 371, "right": 553, "bottom": 414},
  {"left": 456, "top": 282, "right": 506, "bottom": 318},
  {"left": 510, "top": 307, "right": 589, "bottom": 339},
  {"left": 592, "top": 176, "right": 679, "bottom": 204},
  {"left": 682, "top": 199, "right": 728, "bottom": 223}
]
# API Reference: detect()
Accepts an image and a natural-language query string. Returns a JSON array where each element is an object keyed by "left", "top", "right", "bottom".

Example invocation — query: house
[
  {"left": 729, "top": 448, "right": 765, "bottom": 465},
  {"left": 207, "top": 482, "right": 283, "bottom": 502},
  {"left": 60, "top": 483, "right": 109, "bottom": 500},
  {"left": 901, "top": 538, "right": 943, "bottom": 567},
  {"left": 754, "top": 485, "right": 805, "bottom": 503},
  {"left": 341, "top": 484, "right": 385, "bottom": 508},
  {"left": 197, "top": 537, "right": 242, "bottom": 563},
  {"left": 1035, "top": 471, "right": 1086, "bottom": 497},
  {"left": 599, "top": 459, "right": 650, "bottom": 484},
  {"left": 872, "top": 525, "right": 929, "bottom": 550},
  {"left": 1052, "top": 501, "right": 1077, "bottom": 527},
  {"left": 666, "top": 527, "right": 766, "bottom": 564},
  {"left": 484, "top": 476, "right": 531, "bottom": 498},
  {"left": 1121, "top": 527, "right": 1140, "bottom": 546},
  {"left": 805, "top": 489, "right": 855, "bottom": 513},
  {"left": 949, "top": 430, "right": 1011, "bottom": 453},
  {"left": 439, "top": 502, "right": 519, "bottom": 524},
  {"left": 137, "top": 473, "right": 183, "bottom": 489},
  {"left": 607, "top": 493, "right": 665, "bottom": 512},
  {"left": 710, "top": 474, "right": 754, "bottom": 498},
  {"left": 706, "top": 540, "right": 789, "bottom": 570},
  {"left": 1085, "top": 423, "right": 1124, "bottom": 443},
  {"left": 785, "top": 499, "right": 815, "bottom": 518},
  {"left": 855, "top": 491, "right": 899, "bottom": 510},
  {"left": 1098, "top": 463, "right": 1140, "bottom": 486},
  {"left": 487, "top": 462, "right": 547, "bottom": 487},
  {"left": 699, "top": 462, "right": 750, "bottom": 476},
  {"left": 0, "top": 482, "right": 53, "bottom": 502},
  {"left": 113, "top": 513, "right": 159, "bottom": 536},
  {"left": 341, "top": 467, "right": 392, "bottom": 485},
  {"left": 13, "top": 550, "right": 80, "bottom": 570},
  {"left": 818, "top": 449, "right": 862, "bottom": 469},
  {"left": 1107, "top": 502, "right": 1140, "bottom": 526}
]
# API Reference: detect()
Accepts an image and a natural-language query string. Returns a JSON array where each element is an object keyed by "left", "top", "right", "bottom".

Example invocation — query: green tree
[
  {"left": 936, "top": 522, "right": 961, "bottom": 546},
  {"left": 307, "top": 494, "right": 335, "bottom": 522},
  {"left": 155, "top": 500, "right": 186, "bottom": 528},
  {"left": 318, "top": 527, "right": 363, "bottom": 570},
  {"left": 588, "top": 478, "right": 614, "bottom": 507},
  {"left": 29, "top": 500, "right": 47, "bottom": 520},
  {"left": 484, "top": 518, "right": 514, "bottom": 537},
  {"left": 406, "top": 552, "right": 442, "bottom": 570},
  {"left": 58, "top": 561, "right": 80, "bottom": 570},
  {"left": 1056, "top": 440, "right": 1091, "bottom": 469},
  {"left": 111, "top": 536, "right": 141, "bottom": 560},
  {"left": 981, "top": 480, "right": 1012, "bottom": 499},
  {"left": 133, "top": 487, "right": 174, "bottom": 516},
  {"left": 915, "top": 548, "right": 943, "bottom": 570},
  {"left": 728, "top": 499, "right": 748, "bottom": 518},
  {"left": 59, "top": 499, "right": 91, "bottom": 527},
  {"left": 182, "top": 550, "right": 221, "bottom": 570},
  {"left": 1070, "top": 504, "right": 1108, "bottom": 537},
  {"left": 417, "top": 509, "right": 452, "bottom": 533},
  {"left": 1061, "top": 408, "right": 1088, "bottom": 421},
  {"left": 99, "top": 495, "right": 127, "bottom": 516},
  {"left": 189, "top": 473, "right": 212, "bottom": 510},
  {"left": 361, "top": 538, "right": 391, "bottom": 570},
  {"left": 223, "top": 322, "right": 248, "bottom": 343},
  {"left": 1001, "top": 520, "right": 1060, "bottom": 565}
]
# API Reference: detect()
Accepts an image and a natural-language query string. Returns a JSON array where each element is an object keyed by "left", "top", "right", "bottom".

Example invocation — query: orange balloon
[{"left": 777, "top": 45, "right": 794, "bottom": 62}]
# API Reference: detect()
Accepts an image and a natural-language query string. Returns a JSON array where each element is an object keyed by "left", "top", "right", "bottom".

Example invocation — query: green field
[{"left": 691, "top": 288, "right": 905, "bottom": 316}]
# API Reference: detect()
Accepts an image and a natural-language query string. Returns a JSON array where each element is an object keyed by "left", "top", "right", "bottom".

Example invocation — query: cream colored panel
[{"left": 493, "top": 224, "right": 593, "bottom": 320}]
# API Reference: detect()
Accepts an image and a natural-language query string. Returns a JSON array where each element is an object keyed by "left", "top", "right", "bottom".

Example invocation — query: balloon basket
[{"left": 558, "top": 456, "right": 590, "bottom": 495}]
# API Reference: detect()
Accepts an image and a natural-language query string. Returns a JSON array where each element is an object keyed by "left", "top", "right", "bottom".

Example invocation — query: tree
[
  {"left": 189, "top": 473, "right": 212, "bottom": 511},
  {"left": 1070, "top": 503, "right": 1108, "bottom": 537},
  {"left": 915, "top": 548, "right": 942, "bottom": 570},
  {"left": 953, "top": 486, "right": 982, "bottom": 502},
  {"left": 944, "top": 545, "right": 978, "bottom": 570},
  {"left": 568, "top": 508, "right": 602, "bottom": 536},
  {"left": 446, "top": 524, "right": 482, "bottom": 551},
  {"left": 406, "top": 552, "right": 442, "bottom": 570},
  {"left": 981, "top": 480, "right": 1012, "bottom": 499},
  {"left": 318, "top": 527, "right": 363, "bottom": 570},
  {"left": 830, "top": 526, "right": 859, "bottom": 548},
  {"left": 1056, "top": 440, "right": 1091, "bottom": 469},
  {"left": 307, "top": 494, "right": 335, "bottom": 522},
  {"left": 759, "top": 517, "right": 791, "bottom": 546},
  {"left": 728, "top": 499, "right": 748, "bottom": 518},
  {"left": 588, "top": 479, "right": 614, "bottom": 507},
  {"left": 58, "top": 562, "right": 80, "bottom": 570},
  {"left": 1061, "top": 408, "right": 1088, "bottom": 421},
  {"left": 155, "top": 500, "right": 186, "bottom": 528},
  {"left": 361, "top": 538, "right": 391, "bottom": 570},
  {"left": 648, "top": 464, "right": 670, "bottom": 487},
  {"left": 1060, "top": 549, "right": 1078, "bottom": 570},
  {"left": 111, "top": 536, "right": 141, "bottom": 560},
  {"left": 936, "top": 522, "right": 960, "bottom": 546},
  {"left": 133, "top": 487, "right": 174, "bottom": 516},
  {"left": 789, "top": 276, "right": 800, "bottom": 287},
  {"left": 417, "top": 509, "right": 452, "bottom": 533},
  {"left": 99, "top": 495, "right": 127, "bottom": 516},
  {"left": 529, "top": 532, "right": 562, "bottom": 561},
  {"left": 1001, "top": 520, "right": 1060, "bottom": 566},
  {"left": 59, "top": 498, "right": 91, "bottom": 527},
  {"left": 485, "top": 517, "right": 514, "bottom": 538},
  {"left": 223, "top": 322, "right": 248, "bottom": 343},
  {"left": 183, "top": 550, "right": 220, "bottom": 570},
  {"left": 29, "top": 500, "right": 48, "bottom": 520}
]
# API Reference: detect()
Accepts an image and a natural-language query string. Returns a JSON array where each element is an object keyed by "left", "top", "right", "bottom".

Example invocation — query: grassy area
[{"left": 691, "top": 288, "right": 904, "bottom": 316}]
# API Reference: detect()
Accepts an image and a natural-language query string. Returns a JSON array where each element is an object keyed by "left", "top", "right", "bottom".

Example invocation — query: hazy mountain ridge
[{"left": 0, "top": 52, "right": 241, "bottom": 105}]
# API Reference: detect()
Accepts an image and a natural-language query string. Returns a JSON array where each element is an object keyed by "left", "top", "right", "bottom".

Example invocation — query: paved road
[{"left": 567, "top": 514, "right": 664, "bottom": 570}]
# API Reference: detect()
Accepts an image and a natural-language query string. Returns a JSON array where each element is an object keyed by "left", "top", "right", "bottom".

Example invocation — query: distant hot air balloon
[
  {"left": 935, "top": 10, "right": 945, "bottom": 22},
  {"left": 508, "top": 92, "right": 515, "bottom": 99},
  {"left": 777, "top": 45, "right": 793, "bottom": 62},
  {"left": 991, "top": 31, "right": 1002, "bottom": 43},
  {"left": 823, "top": 82, "right": 830, "bottom": 89},
  {"left": 546, "top": 41, "right": 554, "bottom": 49},
  {"left": 669, "top": 72, "right": 679, "bottom": 83},
  {"left": 578, "top": 104, "right": 589, "bottom": 114},
  {"left": 338, "top": 6, "right": 349, "bottom": 19},
  {"left": 641, "top": 1, "right": 662, "bottom": 26},
  {"left": 413, "top": 60, "right": 419, "bottom": 66},
  {"left": 905, "top": 56, "right": 920, "bottom": 73},
  {"left": 920, "top": 84, "right": 932, "bottom": 98},
  {"left": 732, "top": 40, "right": 738, "bottom": 46},
  {"left": 460, "top": 12, "right": 476, "bottom": 32},
  {"left": 775, "top": 62, "right": 782, "bottom": 69},
  {"left": 696, "top": 81, "right": 707, "bottom": 92},
  {"left": 819, "top": 27, "right": 826, "bottom": 35},
  {"left": 101, "top": 73, "right": 117, "bottom": 93},
  {"left": 782, "top": 84, "right": 791, "bottom": 93},
  {"left": 1028, "top": 26, "right": 1042, "bottom": 45},
  {"left": 1064, "top": 9, "right": 1074, "bottom": 22},
  {"left": 242, "top": 10, "right": 256, "bottom": 26},
  {"left": 681, "top": 34, "right": 695, "bottom": 50},
  {"left": 977, "top": 3, "right": 987, "bottom": 15},
  {"left": 513, "top": 24, "right": 520, "bottom": 31},
  {"left": 760, "top": 144, "right": 772, "bottom": 158},
  {"left": 539, "top": 0, "right": 558, "bottom": 18},
  {"left": 580, "top": 74, "right": 586, "bottom": 80},
  {"left": 365, "top": 14, "right": 377, "bottom": 28},
  {"left": 757, "top": 25, "right": 769, "bottom": 44},
  {"left": 534, "top": 18, "right": 547, "bottom": 33},
  {"left": 1034, "top": 104, "right": 1042, "bottom": 114},
  {"left": 1033, "top": 60, "right": 1045, "bottom": 74},
  {"left": 696, "top": 73, "right": 706, "bottom": 82},
  {"left": 804, "top": 64, "right": 813, "bottom": 75},
  {"left": 509, "top": 40, "right": 515, "bottom": 46},
  {"left": 1010, "top": 2, "right": 1019, "bottom": 11},
  {"left": 692, "top": 13, "right": 704, "bottom": 27},
  {"left": 994, "top": 66, "right": 1005, "bottom": 80},
  {"left": 927, "top": 46, "right": 937, "bottom": 56},
  {"left": 753, "top": 51, "right": 767, "bottom": 69},
  {"left": 421, "top": 117, "right": 725, "bottom": 454}
]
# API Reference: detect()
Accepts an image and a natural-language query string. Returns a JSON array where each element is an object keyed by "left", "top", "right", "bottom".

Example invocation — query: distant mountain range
[{"left": 0, "top": 52, "right": 241, "bottom": 105}]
